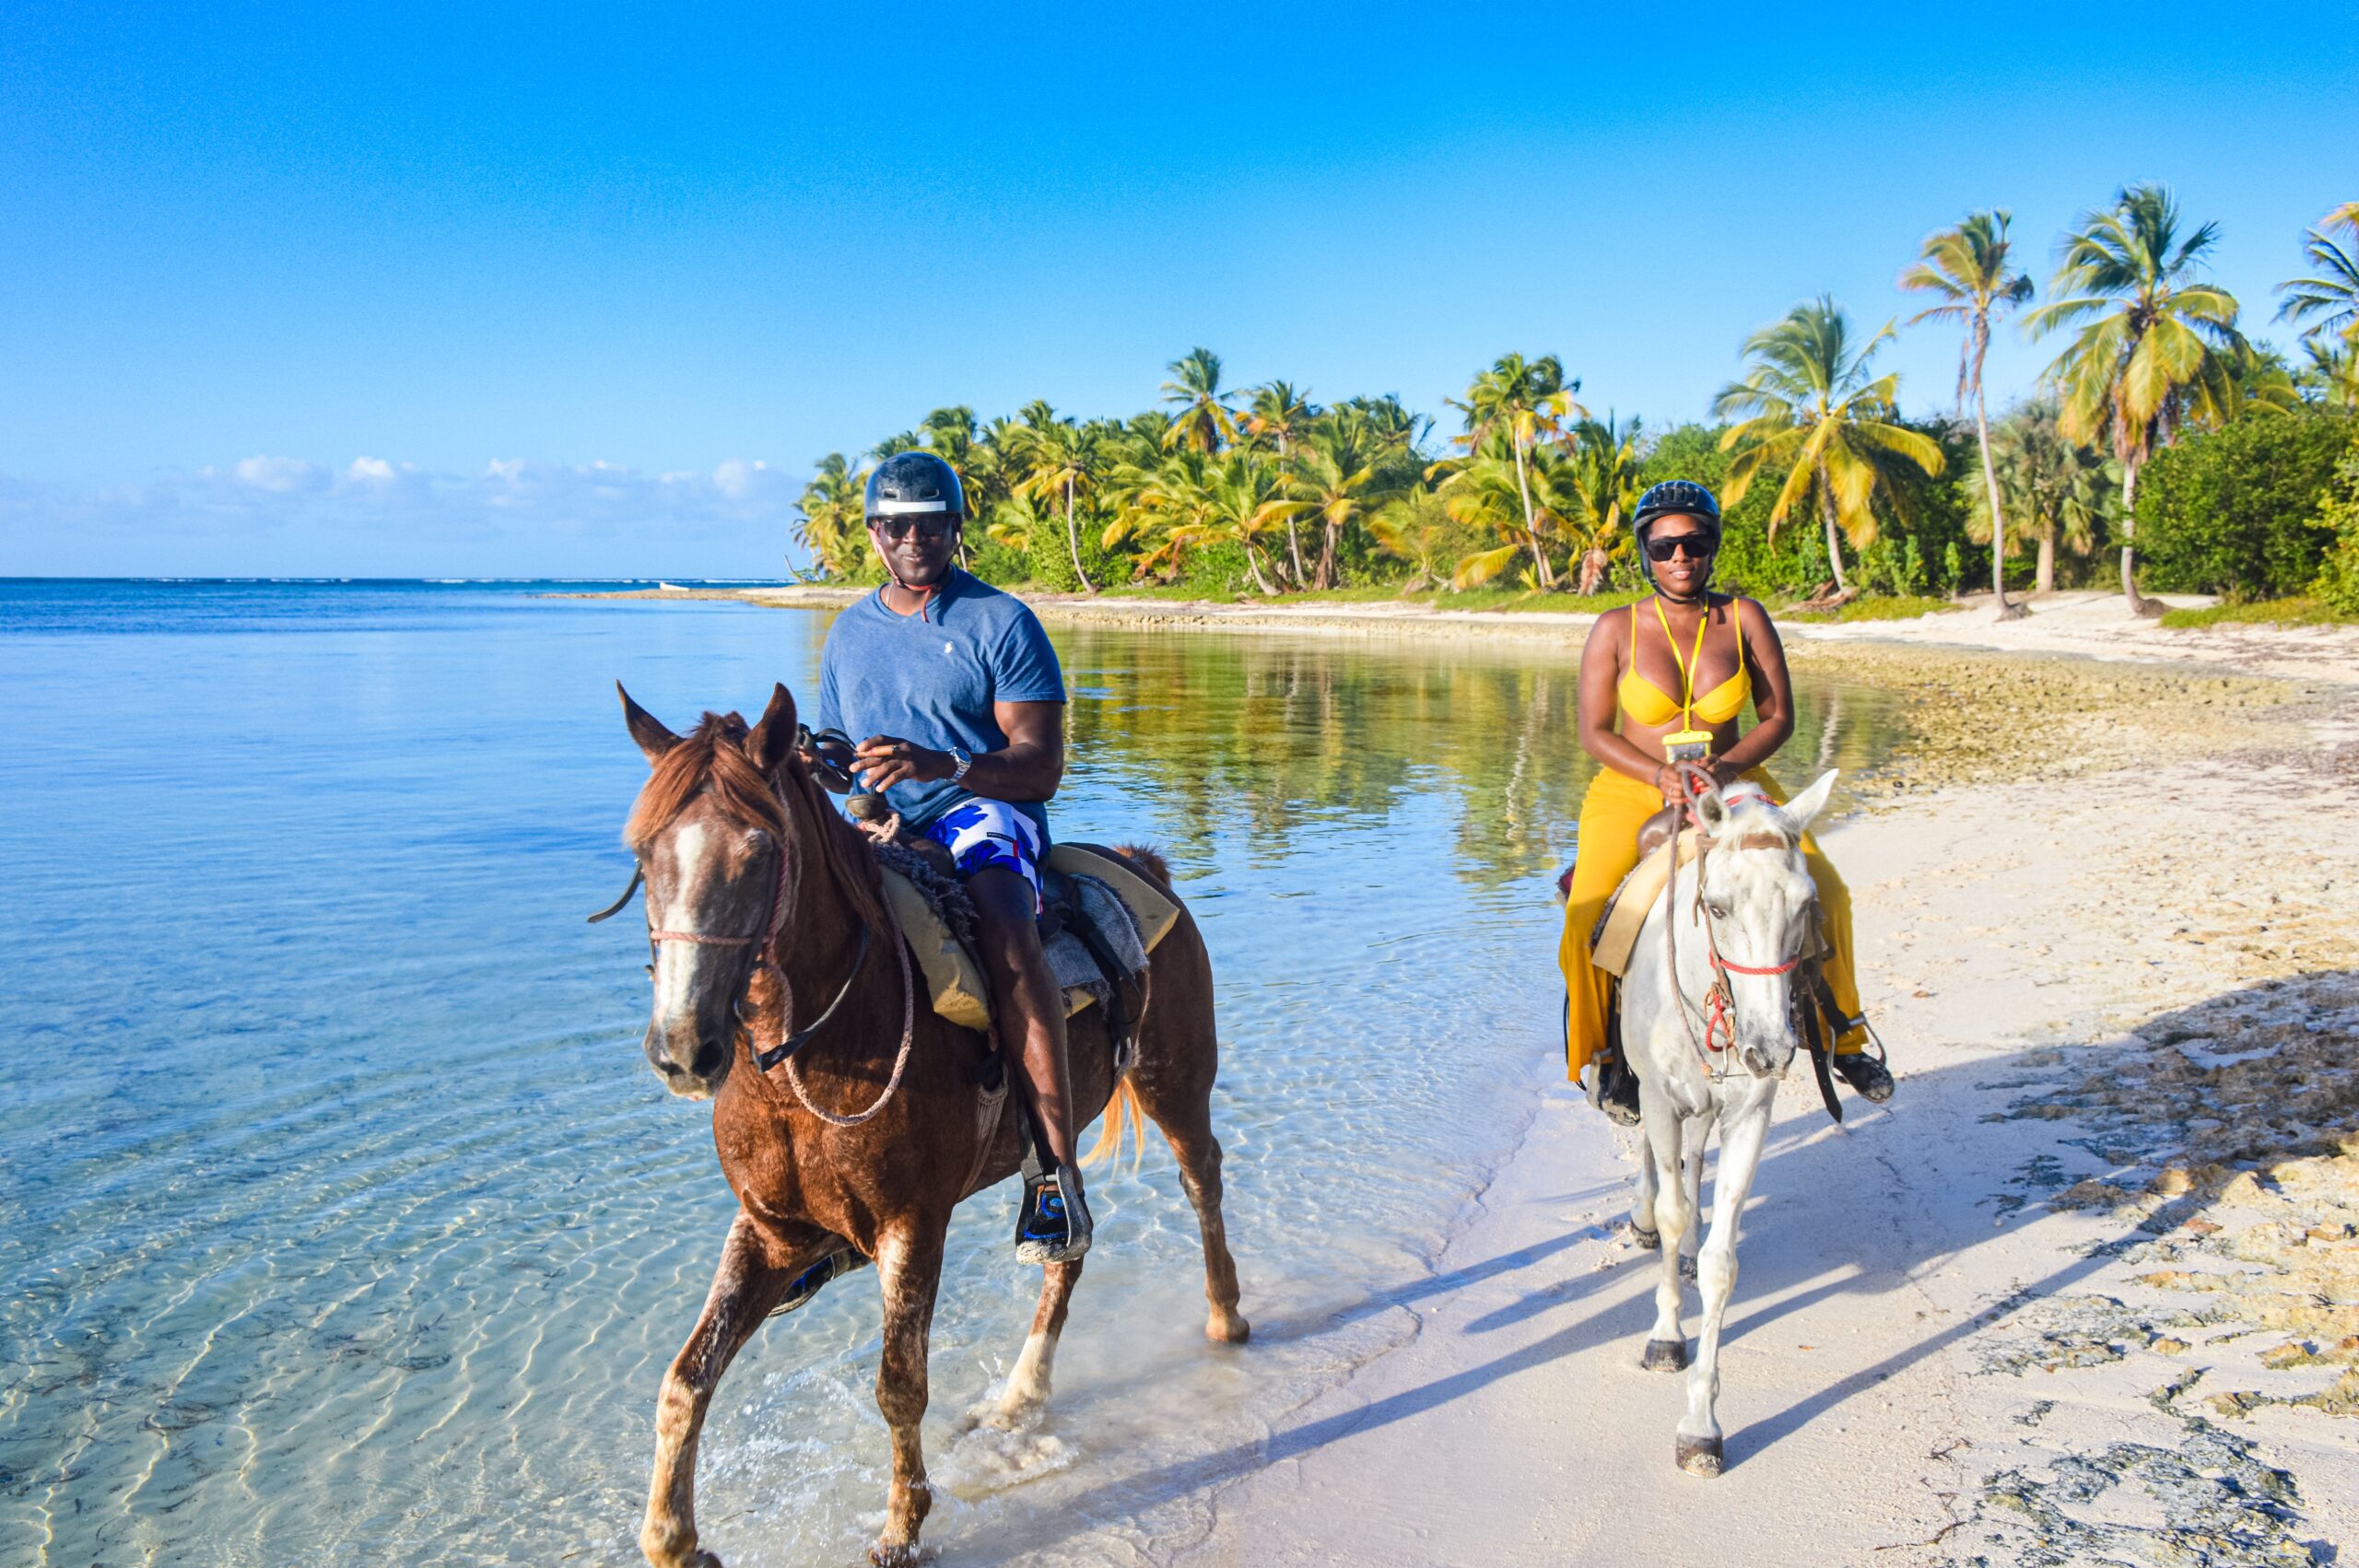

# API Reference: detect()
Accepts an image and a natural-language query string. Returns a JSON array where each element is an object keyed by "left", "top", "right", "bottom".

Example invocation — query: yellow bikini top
[{"left": 1617, "top": 597, "right": 1750, "bottom": 729}]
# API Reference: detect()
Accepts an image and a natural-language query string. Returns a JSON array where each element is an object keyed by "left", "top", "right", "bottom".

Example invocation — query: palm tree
[
  {"left": 2303, "top": 336, "right": 2359, "bottom": 411},
  {"left": 1196, "top": 451, "right": 1311, "bottom": 596},
  {"left": 792, "top": 452, "right": 867, "bottom": 579},
  {"left": 2025, "top": 183, "right": 2248, "bottom": 615},
  {"left": 1367, "top": 490, "right": 1456, "bottom": 594},
  {"left": 1160, "top": 348, "right": 1238, "bottom": 455},
  {"left": 1563, "top": 416, "right": 1643, "bottom": 594},
  {"left": 1245, "top": 380, "right": 1317, "bottom": 582},
  {"left": 1449, "top": 354, "right": 1584, "bottom": 589},
  {"left": 1901, "top": 210, "right": 2036, "bottom": 618},
  {"left": 1713, "top": 298, "right": 1946, "bottom": 597},
  {"left": 2278, "top": 204, "right": 2359, "bottom": 352},
  {"left": 1970, "top": 402, "right": 2110, "bottom": 595},
  {"left": 1288, "top": 419, "right": 1400, "bottom": 591},
  {"left": 1009, "top": 403, "right": 1100, "bottom": 593}
]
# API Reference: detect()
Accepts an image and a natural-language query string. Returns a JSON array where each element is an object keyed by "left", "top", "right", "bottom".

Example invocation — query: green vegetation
[
  {"left": 2156, "top": 598, "right": 2357, "bottom": 628},
  {"left": 790, "top": 187, "right": 2359, "bottom": 619}
]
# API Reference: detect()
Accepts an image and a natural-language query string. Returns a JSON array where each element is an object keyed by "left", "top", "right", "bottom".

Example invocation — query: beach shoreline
[{"left": 558, "top": 582, "right": 2359, "bottom": 686}]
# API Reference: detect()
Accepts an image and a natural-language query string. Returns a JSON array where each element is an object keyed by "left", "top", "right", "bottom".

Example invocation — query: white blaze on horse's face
[{"left": 641, "top": 800, "right": 780, "bottom": 1099}]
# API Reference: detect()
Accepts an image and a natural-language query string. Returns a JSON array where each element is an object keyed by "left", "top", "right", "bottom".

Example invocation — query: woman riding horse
[{"left": 1557, "top": 479, "right": 1894, "bottom": 1123}]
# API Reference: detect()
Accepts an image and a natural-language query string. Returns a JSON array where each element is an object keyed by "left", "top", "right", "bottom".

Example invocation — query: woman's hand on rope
[{"left": 852, "top": 735, "right": 949, "bottom": 792}]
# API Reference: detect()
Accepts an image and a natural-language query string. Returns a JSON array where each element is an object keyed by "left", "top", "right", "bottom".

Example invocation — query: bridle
[
  {"left": 588, "top": 791, "right": 885, "bottom": 1078},
  {"left": 1661, "top": 762, "right": 1808, "bottom": 1074}
]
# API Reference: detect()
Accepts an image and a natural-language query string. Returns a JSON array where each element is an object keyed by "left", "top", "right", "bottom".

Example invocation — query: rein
[
  {"left": 589, "top": 765, "right": 918, "bottom": 1124},
  {"left": 1661, "top": 763, "right": 1807, "bottom": 1075}
]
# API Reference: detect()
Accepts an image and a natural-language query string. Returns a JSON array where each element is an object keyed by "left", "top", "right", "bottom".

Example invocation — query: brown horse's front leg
[
  {"left": 870, "top": 1218, "right": 947, "bottom": 1567},
  {"left": 641, "top": 1212, "right": 821, "bottom": 1568}
]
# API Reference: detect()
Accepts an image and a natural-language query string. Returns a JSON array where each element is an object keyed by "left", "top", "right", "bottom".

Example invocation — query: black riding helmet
[
  {"left": 1632, "top": 479, "right": 1721, "bottom": 588},
  {"left": 864, "top": 451, "right": 966, "bottom": 522}
]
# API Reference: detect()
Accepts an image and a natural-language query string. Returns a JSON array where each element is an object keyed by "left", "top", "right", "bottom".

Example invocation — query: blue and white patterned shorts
[{"left": 923, "top": 799, "right": 1045, "bottom": 907}]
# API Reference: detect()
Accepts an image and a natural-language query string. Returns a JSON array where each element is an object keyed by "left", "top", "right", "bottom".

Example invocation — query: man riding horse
[
  {"left": 804, "top": 450, "right": 1094, "bottom": 1263},
  {"left": 1559, "top": 479, "right": 1895, "bottom": 1123}
]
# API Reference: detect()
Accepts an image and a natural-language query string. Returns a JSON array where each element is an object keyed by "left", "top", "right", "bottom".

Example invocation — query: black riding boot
[
  {"left": 1831, "top": 1050, "right": 1895, "bottom": 1102},
  {"left": 1588, "top": 1053, "right": 1642, "bottom": 1126},
  {"left": 1015, "top": 1163, "right": 1094, "bottom": 1265}
]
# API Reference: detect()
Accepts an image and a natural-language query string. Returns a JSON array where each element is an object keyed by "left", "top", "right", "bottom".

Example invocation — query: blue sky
[{"left": 4, "top": 3, "right": 2353, "bottom": 576}]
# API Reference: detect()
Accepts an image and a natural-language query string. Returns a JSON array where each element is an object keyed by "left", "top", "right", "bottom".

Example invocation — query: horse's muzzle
[{"left": 644, "top": 1022, "right": 731, "bottom": 1099}]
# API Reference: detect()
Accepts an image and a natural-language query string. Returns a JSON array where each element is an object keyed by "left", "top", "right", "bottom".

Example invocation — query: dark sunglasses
[
  {"left": 872, "top": 513, "right": 958, "bottom": 542},
  {"left": 1644, "top": 532, "right": 1718, "bottom": 563}
]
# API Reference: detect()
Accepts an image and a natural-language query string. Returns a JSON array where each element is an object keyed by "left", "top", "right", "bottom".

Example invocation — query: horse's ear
[
  {"left": 747, "top": 683, "right": 798, "bottom": 774},
  {"left": 618, "top": 683, "right": 679, "bottom": 765},
  {"left": 1692, "top": 788, "right": 1730, "bottom": 840},
  {"left": 1782, "top": 770, "right": 1838, "bottom": 835}
]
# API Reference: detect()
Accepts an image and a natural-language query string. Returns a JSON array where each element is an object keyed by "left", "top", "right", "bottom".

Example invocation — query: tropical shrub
[
  {"left": 2135, "top": 407, "right": 2355, "bottom": 599},
  {"left": 2310, "top": 430, "right": 2359, "bottom": 615}
]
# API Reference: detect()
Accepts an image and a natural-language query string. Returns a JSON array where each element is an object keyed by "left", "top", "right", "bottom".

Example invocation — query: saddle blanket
[
  {"left": 1589, "top": 831, "right": 1706, "bottom": 979},
  {"left": 880, "top": 844, "right": 1181, "bottom": 1033}
]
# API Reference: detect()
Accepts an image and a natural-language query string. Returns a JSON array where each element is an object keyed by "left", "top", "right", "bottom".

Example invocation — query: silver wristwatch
[{"left": 947, "top": 745, "right": 973, "bottom": 785}]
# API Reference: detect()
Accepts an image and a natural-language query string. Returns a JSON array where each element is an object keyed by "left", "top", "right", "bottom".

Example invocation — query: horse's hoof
[
  {"left": 1677, "top": 1434, "right": 1724, "bottom": 1477},
  {"left": 1206, "top": 1307, "right": 1251, "bottom": 1345},
  {"left": 1678, "top": 1253, "right": 1698, "bottom": 1283},
  {"left": 869, "top": 1543, "right": 926, "bottom": 1568},
  {"left": 1642, "top": 1339, "right": 1687, "bottom": 1373},
  {"left": 1631, "top": 1225, "right": 1661, "bottom": 1252}
]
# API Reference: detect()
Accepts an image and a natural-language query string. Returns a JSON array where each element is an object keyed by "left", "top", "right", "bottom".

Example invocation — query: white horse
[{"left": 1619, "top": 769, "right": 1839, "bottom": 1477}]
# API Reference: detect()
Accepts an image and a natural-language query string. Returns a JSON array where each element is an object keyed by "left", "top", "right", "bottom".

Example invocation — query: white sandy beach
[{"left": 1164, "top": 643, "right": 2359, "bottom": 1565}]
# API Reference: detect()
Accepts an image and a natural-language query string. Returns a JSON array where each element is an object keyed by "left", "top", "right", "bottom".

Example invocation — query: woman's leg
[{"left": 1558, "top": 772, "right": 1657, "bottom": 1081}]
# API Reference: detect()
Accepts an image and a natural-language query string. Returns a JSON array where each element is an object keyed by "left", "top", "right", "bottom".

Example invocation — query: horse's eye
[{"left": 1707, "top": 904, "right": 1730, "bottom": 920}]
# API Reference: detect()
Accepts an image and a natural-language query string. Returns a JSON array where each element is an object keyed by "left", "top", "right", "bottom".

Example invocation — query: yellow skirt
[{"left": 1556, "top": 766, "right": 1866, "bottom": 1081}]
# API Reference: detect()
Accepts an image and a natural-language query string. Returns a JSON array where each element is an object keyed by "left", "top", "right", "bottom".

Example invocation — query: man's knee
[{"left": 967, "top": 868, "right": 1043, "bottom": 965}]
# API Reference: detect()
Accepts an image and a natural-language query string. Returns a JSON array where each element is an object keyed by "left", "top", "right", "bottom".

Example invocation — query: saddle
[{"left": 880, "top": 843, "right": 1180, "bottom": 1035}]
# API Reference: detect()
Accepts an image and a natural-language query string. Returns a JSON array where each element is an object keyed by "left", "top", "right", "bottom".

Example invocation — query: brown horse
[{"left": 614, "top": 682, "right": 1249, "bottom": 1568}]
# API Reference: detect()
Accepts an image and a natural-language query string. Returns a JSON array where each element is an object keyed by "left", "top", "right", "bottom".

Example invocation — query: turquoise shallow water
[{"left": 0, "top": 581, "right": 1905, "bottom": 1565}]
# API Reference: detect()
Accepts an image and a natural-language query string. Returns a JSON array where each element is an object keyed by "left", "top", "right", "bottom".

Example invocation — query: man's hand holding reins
[{"left": 851, "top": 735, "right": 949, "bottom": 792}]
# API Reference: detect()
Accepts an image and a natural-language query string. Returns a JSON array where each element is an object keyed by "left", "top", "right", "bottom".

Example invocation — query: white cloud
[
  {"left": 1, "top": 452, "right": 810, "bottom": 578},
  {"left": 234, "top": 455, "right": 323, "bottom": 493}
]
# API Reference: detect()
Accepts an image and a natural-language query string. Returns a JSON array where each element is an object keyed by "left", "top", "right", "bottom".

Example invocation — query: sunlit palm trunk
[
  {"left": 1065, "top": 478, "right": 1096, "bottom": 594},
  {"left": 1511, "top": 439, "right": 1555, "bottom": 590},
  {"left": 1317, "top": 519, "right": 1340, "bottom": 591},
  {"left": 2036, "top": 532, "right": 2056, "bottom": 595},
  {"left": 1244, "top": 544, "right": 1278, "bottom": 596},
  {"left": 1971, "top": 322, "right": 2025, "bottom": 620},
  {"left": 1816, "top": 473, "right": 1851, "bottom": 596}
]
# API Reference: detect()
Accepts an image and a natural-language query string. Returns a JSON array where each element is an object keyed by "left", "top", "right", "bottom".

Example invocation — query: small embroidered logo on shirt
[{"left": 943, "top": 641, "right": 955, "bottom": 654}]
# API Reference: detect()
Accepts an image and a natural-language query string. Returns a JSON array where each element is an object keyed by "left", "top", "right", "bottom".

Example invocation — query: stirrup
[
  {"left": 772, "top": 1244, "right": 866, "bottom": 1316},
  {"left": 1014, "top": 1164, "right": 1094, "bottom": 1265},
  {"left": 1831, "top": 1050, "right": 1895, "bottom": 1103},
  {"left": 1590, "top": 1056, "right": 1642, "bottom": 1127}
]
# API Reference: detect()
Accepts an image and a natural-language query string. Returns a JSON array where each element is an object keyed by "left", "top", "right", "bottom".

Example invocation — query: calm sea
[{"left": 0, "top": 580, "right": 1904, "bottom": 1565}]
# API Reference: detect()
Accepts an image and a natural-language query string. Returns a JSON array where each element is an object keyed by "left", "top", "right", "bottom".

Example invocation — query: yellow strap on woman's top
[{"left": 1651, "top": 596, "right": 1711, "bottom": 732}]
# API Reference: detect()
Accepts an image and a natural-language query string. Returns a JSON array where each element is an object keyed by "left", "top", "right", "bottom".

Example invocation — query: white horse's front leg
[
  {"left": 1639, "top": 1095, "right": 1689, "bottom": 1372},
  {"left": 1678, "top": 1093, "right": 1772, "bottom": 1476},
  {"left": 1678, "top": 1105, "right": 1716, "bottom": 1282},
  {"left": 1632, "top": 1128, "right": 1661, "bottom": 1251}
]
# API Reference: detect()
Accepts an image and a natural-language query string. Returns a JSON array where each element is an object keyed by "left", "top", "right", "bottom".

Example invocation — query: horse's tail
[
  {"left": 1112, "top": 842, "right": 1173, "bottom": 889},
  {"left": 1084, "top": 1077, "right": 1146, "bottom": 1173}
]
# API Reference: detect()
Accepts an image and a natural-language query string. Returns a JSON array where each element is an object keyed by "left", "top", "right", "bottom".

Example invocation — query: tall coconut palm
[
  {"left": 1449, "top": 354, "right": 1585, "bottom": 588},
  {"left": 2025, "top": 183, "right": 2248, "bottom": 615},
  {"left": 1714, "top": 298, "right": 1945, "bottom": 597},
  {"left": 1195, "top": 451, "right": 1311, "bottom": 596},
  {"left": 2278, "top": 204, "right": 2359, "bottom": 351},
  {"left": 1563, "top": 416, "right": 1643, "bottom": 594},
  {"left": 1901, "top": 210, "right": 2036, "bottom": 618},
  {"left": 1009, "top": 403, "right": 1100, "bottom": 593},
  {"left": 1367, "top": 490, "right": 1456, "bottom": 595},
  {"left": 792, "top": 452, "right": 867, "bottom": 579},
  {"left": 1160, "top": 347, "right": 1238, "bottom": 455},
  {"left": 1289, "top": 415, "right": 1400, "bottom": 589},
  {"left": 1245, "top": 380, "right": 1317, "bottom": 582},
  {"left": 1970, "top": 402, "right": 2110, "bottom": 595}
]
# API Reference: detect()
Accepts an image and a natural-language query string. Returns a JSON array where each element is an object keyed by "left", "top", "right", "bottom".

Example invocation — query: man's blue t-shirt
[{"left": 813, "top": 570, "right": 1066, "bottom": 837}]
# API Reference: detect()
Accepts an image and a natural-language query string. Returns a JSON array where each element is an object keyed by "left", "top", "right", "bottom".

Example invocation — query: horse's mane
[{"left": 625, "top": 711, "right": 887, "bottom": 931}]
